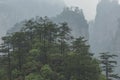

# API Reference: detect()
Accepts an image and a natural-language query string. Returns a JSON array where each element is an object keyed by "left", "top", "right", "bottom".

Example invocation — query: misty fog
[
  {"left": 0, "top": 0, "right": 65, "bottom": 39},
  {"left": 1, "top": 0, "right": 120, "bottom": 79}
]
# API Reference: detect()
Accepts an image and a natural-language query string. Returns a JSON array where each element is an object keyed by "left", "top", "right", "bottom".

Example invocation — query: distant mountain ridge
[
  {"left": 8, "top": 7, "right": 89, "bottom": 40},
  {"left": 52, "top": 7, "right": 89, "bottom": 39}
]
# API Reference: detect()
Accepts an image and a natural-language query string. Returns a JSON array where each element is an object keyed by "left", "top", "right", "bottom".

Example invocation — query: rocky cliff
[{"left": 89, "top": 0, "right": 120, "bottom": 53}]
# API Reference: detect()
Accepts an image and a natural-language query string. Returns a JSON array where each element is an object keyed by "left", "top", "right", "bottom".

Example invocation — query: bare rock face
[
  {"left": 0, "top": 0, "right": 65, "bottom": 39},
  {"left": 90, "top": 0, "right": 120, "bottom": 53}
]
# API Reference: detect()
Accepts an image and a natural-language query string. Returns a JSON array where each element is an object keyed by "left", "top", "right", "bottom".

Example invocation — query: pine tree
[
  {"left": 0, "top": 36, "right": 12, "bottom": 80},
  {"left": 58, "top": 22, "right": 72, "bottom": 54},
  {"left": 100, "top": 52, "right": 120, "bottom": 80},
  {"left": 63, "top": 37, "right": 101, "bottom": 80}
]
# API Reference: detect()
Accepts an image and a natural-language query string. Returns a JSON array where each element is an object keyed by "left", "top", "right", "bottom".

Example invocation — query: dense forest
[
  {"left": 0, "top": 16, "right": 119, "bottom": 80},
  {"left": 1, "top": 0, "right": 120, "bottom": 80},
  {"left": 0, "top": 17, "right": 105, "bottom": 80}
]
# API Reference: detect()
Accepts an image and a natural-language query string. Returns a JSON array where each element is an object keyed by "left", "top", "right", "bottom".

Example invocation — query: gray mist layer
[
  {"left": 52, "top": 7, "right": 89, "bottom": 39},
  {"left": 0, "top": 0, "right": 65, "bottom": 40},
  {"left": 8, "top": 7, "right": 89, "bottom": 40},
  {"left": 90, "top": 0, "right": 120, "bottom": 53},
  {"left": 89, "top": 0, "right": 120, "bottom": 74}
]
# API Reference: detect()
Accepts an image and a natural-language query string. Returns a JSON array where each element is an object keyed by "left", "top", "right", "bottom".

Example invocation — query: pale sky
[{"left": 64, "top": 0, "right": 120, "bottom": 21}]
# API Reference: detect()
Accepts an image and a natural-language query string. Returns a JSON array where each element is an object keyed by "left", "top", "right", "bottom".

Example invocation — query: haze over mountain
[
  {"left": 89, "top": 0, "right": 120, "bottom": 53},
  {"left": 0, "top": 0, "right": 65, "bottom": 40},
  {"left": 52, "top": 7, "right": 89, "bottom": 39},
  {"left": 8, "top": 7, "right": 89, "bottom": 41},
  {"left": 1, "top": 0, "right": 120, "bottom": 79},
  {"left": 5, "top": 0, "right": 120, "bottom": 53},
  {"left": 2, "top": 0, "right": 120, "bottom": 53},
  {"left": 89, "top": 0, "right": 120, "bottom": 74}
]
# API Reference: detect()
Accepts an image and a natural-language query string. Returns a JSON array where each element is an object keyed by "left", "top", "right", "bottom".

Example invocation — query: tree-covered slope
[{"left": 0, "top": 17, "right": 101, "bottom": 80}]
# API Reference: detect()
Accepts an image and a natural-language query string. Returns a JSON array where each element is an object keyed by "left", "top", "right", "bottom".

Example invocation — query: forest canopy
[{"left": 0, "top": 17, "right": 102, "bottom": 80}]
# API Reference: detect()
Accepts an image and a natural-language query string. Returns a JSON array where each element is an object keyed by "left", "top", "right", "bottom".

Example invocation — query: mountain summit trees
[{"left": 0, "top": 17, "right": 101, "bottom": 80}]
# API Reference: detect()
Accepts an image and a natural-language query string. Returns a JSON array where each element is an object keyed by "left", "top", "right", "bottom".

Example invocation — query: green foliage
[
  {"left": 100, "top": 52, "right": 120, "bottom": 80},
  {"left": 99, "top": 74, "right": 106, "bottom": 80},
  {"left": 12, "top": 69, "right": 21, "bottom": 78},
  {"left": 25, "top": 73, "right": 44, "bottom": 80},
  {"left": 41, "top": 65, "right": 53, "bottom": 79},
  {"left": 0, "top": 17, "right": 101, "bottom": 80},
  {"left": 63, "top": 38, "right": 101, "bottom": 80},
  {"left": 0, "top": 68, "right": 7, "bottom": 80}
]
